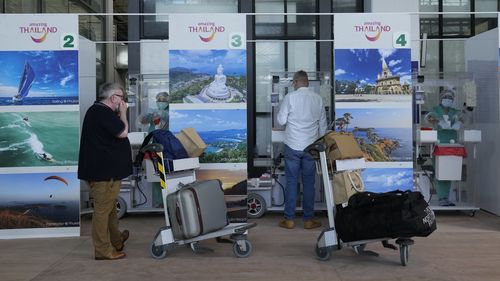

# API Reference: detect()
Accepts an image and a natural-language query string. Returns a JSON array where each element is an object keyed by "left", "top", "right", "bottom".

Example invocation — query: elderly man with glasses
[{"left": 78, "top": 82, "right": 132, "bottom": 260}]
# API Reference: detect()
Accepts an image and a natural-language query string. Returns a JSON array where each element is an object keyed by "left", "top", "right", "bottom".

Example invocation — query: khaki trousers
[{"left": 89, "top": 180, "right": 122, "bottom": 257}]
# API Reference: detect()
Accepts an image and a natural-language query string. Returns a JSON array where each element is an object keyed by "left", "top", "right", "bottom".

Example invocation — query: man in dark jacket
[{"left": 78, "top": 82, "right": 132, "bottom": 260}]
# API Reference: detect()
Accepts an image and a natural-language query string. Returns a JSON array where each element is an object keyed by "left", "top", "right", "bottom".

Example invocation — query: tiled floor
[{"left": 1, "top": 211, "right": 500, "bottom": 281}]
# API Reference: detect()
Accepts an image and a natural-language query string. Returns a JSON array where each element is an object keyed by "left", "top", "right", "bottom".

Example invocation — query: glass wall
[
  {"left": 1, "top": 0, "right": 106, "bottom": 85},
  {"left": 141, "top": 0, "right": 238, "bottom": 39},
  {"left": 419, "top": 0, "right": 498, "bottom": 79},
  {"left": 3, "top": 0, "right": 38, "bottom": 13}
]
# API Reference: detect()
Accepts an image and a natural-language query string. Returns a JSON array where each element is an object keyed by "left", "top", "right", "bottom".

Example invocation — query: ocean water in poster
[
  {"left": 0, "top": 111, "right": 79, "bottom": 167},
  {"left": 0, "top": 50, "right": 78, "bottom": 106},
  {"left": 334, "top": 107, "right": 412, "bottom": 162},
  {"left": 169, "top": 108, "right": 247, "bottom": 164}
]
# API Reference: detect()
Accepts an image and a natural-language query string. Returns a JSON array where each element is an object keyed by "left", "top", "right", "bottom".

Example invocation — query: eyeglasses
[{"left": 113, "top": 94, "right": 125, "bottom": 100}]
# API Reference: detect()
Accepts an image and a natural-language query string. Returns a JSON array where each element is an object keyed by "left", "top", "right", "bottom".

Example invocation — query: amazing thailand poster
[
  {"left": 334, "top": 14, "right": 413, "bottom": 193},
  {"left": 0, "top": 14, "right": 79, "bottom": 238},
  {"left": 169, "top": 14, "right": 248, "bottom": 222}
]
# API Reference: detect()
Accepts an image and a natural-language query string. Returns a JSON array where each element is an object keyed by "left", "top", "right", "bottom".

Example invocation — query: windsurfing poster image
[
  {"left": 0, "top": 14, "right": 79, "bottom": 106},
  {"left": 333, "top": 13, "right": 414, "bottom": 193},
  {"left": 0, "top": 14, "right": 79, "bottom": 238},
  {"left": 169, "top": 14, "right": 248, "bottom": 222}
]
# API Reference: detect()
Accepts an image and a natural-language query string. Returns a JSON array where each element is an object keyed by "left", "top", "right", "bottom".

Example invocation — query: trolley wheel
[
  {"left": 233, "top": 240, "right": 252, "bottom": 258},
  {"left": 116, "top": 196, "right": 127, "bottom": 219},
  {"left": 150, "top": 242, "right": 167, "bottom": 259},
  {"left": 315, "top": 243, "right": 331, "bottom": 261},
  {"left": 399, "top": 244, "right": 409, "bottom": 266},
  {"left": 247, "top": 193, "right": 266, "bottom": 219},
  {"left": 353, "top": 243, "right": 366, "bottom": 255},
  {"left": 470, "top": 210, "right": 476, "bottom": 217}
]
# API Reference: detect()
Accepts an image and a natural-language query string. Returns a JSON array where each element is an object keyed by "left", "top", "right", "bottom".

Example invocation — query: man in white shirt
[{"left": 277, "top": 70, "right": 327, "bottom": 229}]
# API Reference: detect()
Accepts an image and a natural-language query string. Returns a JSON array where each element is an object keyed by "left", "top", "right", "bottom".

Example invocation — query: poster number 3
[
  {"left": 393, "top": 32, "right": 409, "bottom": 49},
  {"left": 60, "top": 33, "right": 78, "bottom": 49},
  {"left": 229, "top": 32, "right": 245, "bottom": 49}
]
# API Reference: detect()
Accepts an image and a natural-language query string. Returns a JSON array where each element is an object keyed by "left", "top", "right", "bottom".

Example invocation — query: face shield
[{"left": 439, "top": 90, "right": 455, "bottom": 108}]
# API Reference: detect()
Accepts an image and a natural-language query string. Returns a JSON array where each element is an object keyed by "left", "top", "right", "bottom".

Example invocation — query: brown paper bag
[{"left": 331, "top": 170, "right": 364, "bottom": 204}]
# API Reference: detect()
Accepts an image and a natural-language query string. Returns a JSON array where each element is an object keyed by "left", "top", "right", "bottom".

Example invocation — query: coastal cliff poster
[
  {"left": 169, "top": 14, "right": 248, "bottom": 222},
  {"left": 0, "top": 14, "right": 79, "bottom": 238},
  {"left": 334, "top": 13, "right": 413, "bottom": 192}
]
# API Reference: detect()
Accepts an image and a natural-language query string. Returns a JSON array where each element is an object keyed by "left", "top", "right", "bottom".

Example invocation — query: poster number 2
[
  {"left": 393, "top": 32, "right": 409, "bottom": 49},
  {"left": 60, "top": 33, "right": 78, "bottom": 49},
  {"left": 229, "top": 32, "right": 244, "bottom": 49}
]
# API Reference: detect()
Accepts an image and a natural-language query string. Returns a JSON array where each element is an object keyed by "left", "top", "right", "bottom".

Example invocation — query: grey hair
[
  {"left": 98, "top": 82, "right": 124, "bottom": 100},
  {"left": 293, "top": 70, "right": 309, "bottom": 84}
]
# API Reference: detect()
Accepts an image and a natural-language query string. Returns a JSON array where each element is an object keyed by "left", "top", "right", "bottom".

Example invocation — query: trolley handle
[{"left": 304, "top": 142, "right": 326, "bottom": 154}]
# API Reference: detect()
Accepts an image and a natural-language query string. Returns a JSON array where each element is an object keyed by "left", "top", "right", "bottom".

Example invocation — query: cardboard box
[
  {"left": 324, "top": 132, "right": 364, "bottom": 160},
  {"left": 175, "top": 127, "right": 207, "bottom": 157}
]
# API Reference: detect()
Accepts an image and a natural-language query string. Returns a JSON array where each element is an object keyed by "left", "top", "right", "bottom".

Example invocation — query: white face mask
[{"left": 441, "top": 98, "right": 453, "bottom": 108}]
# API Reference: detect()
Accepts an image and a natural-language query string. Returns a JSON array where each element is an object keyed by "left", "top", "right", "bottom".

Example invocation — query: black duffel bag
[{"left": 335, "top": 190, "right": 436, "bottom": 242}]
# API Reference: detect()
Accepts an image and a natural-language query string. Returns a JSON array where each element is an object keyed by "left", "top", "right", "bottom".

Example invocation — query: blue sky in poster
[
  {"left": 334, "top": 48, "right": 411, "bottom": 86},
  {"left": 336, "top": 108, "right": 411, "bottom": 128},
  {"left": 170, "top": 49, "right": 247, "bottom": 76},
  {"left": 362, "top": 168, "right": 413, "bottom": 193},
  {"left": 0, "top": 172, "right": 78, "bottom": 203},
  {"left": 169, "top": 109, "right": 246, "bottom": 132},
  {"left": 0, "top": 50, "right": 78, "bottom": 98}
]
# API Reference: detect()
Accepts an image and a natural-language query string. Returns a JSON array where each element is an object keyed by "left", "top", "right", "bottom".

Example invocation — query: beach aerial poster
[
  {"left": 0, "top": 14, "right": 79, "bottom": 238},
  {"left": 334, "top": 13, "right": 413, "bottom": 192},
  {"left": 169, "top": 14, "right": 248, "bottom": 222}
]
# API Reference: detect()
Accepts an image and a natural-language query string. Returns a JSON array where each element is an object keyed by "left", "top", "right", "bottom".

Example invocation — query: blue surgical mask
[
  {"left": 156, "top": 101, "right": 169, "bottom": 110},
  {"left": 441, "top": 98, "right": 453, "bottom": 108}
]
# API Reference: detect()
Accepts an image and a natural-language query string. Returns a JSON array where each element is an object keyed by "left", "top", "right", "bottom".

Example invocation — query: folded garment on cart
[{"left": 335, "top": 190, "right": 436, "bottom": 242}]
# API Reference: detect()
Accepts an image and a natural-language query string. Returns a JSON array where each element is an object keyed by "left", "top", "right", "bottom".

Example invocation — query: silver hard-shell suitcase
[{"left": 167, "top": 179, "right": 228, "bottom": 239}]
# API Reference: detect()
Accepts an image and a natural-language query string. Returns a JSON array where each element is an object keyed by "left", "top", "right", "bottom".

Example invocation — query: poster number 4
[
  {"left": 229, "top": 32, "right": 245, "bottom": 49},
  {"left": 60, "top": 33, "right": 78, "bottom": 50},
  {"left": 393, "top": 32, "right": 409, "bottom": 49}
]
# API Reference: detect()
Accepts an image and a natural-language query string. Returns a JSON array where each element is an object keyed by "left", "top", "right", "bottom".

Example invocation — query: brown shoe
[
  {"left": 304, "top": 219, "right": 322, "bottom": 229},
  {"left": 95, "top": 251, "right": 126, "bottom": 260},
  {"left": 115, "top": 230, "right": 129, "bottom": 252},
  {"left": 279, "top": 219, "right": 295, "bottom": 229}
]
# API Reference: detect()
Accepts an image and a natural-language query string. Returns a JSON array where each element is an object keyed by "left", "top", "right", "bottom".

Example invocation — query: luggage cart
[
  {"left": 305, "top": 142, "right": 414, "bottom": 266},
  {"left": 142, "top": 143, "right": 257, "bottom": 259}
]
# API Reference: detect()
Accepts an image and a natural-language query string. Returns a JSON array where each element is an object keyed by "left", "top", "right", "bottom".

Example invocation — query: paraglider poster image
[
  {"left": 0, "top": 111, "right": 79, "bottom": 167},
  {"left": 0, "top": 50, "right": 79, "bottom": 106},
  {"left": 0, "top": 172, "right": 79, "bottom": 229}
]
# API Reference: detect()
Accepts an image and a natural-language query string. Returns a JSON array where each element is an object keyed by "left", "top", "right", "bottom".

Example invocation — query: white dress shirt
[{"left": 277, "top": 87, "right": 327, "bottom": 151}]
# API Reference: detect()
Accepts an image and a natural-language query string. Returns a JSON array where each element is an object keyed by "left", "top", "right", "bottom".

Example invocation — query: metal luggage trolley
[
  {"left": 305, "top": 142, "right": 414, "bottom": 266},
  {"left": 141, "top": 143, "right": 257, "bottom": 259}
]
